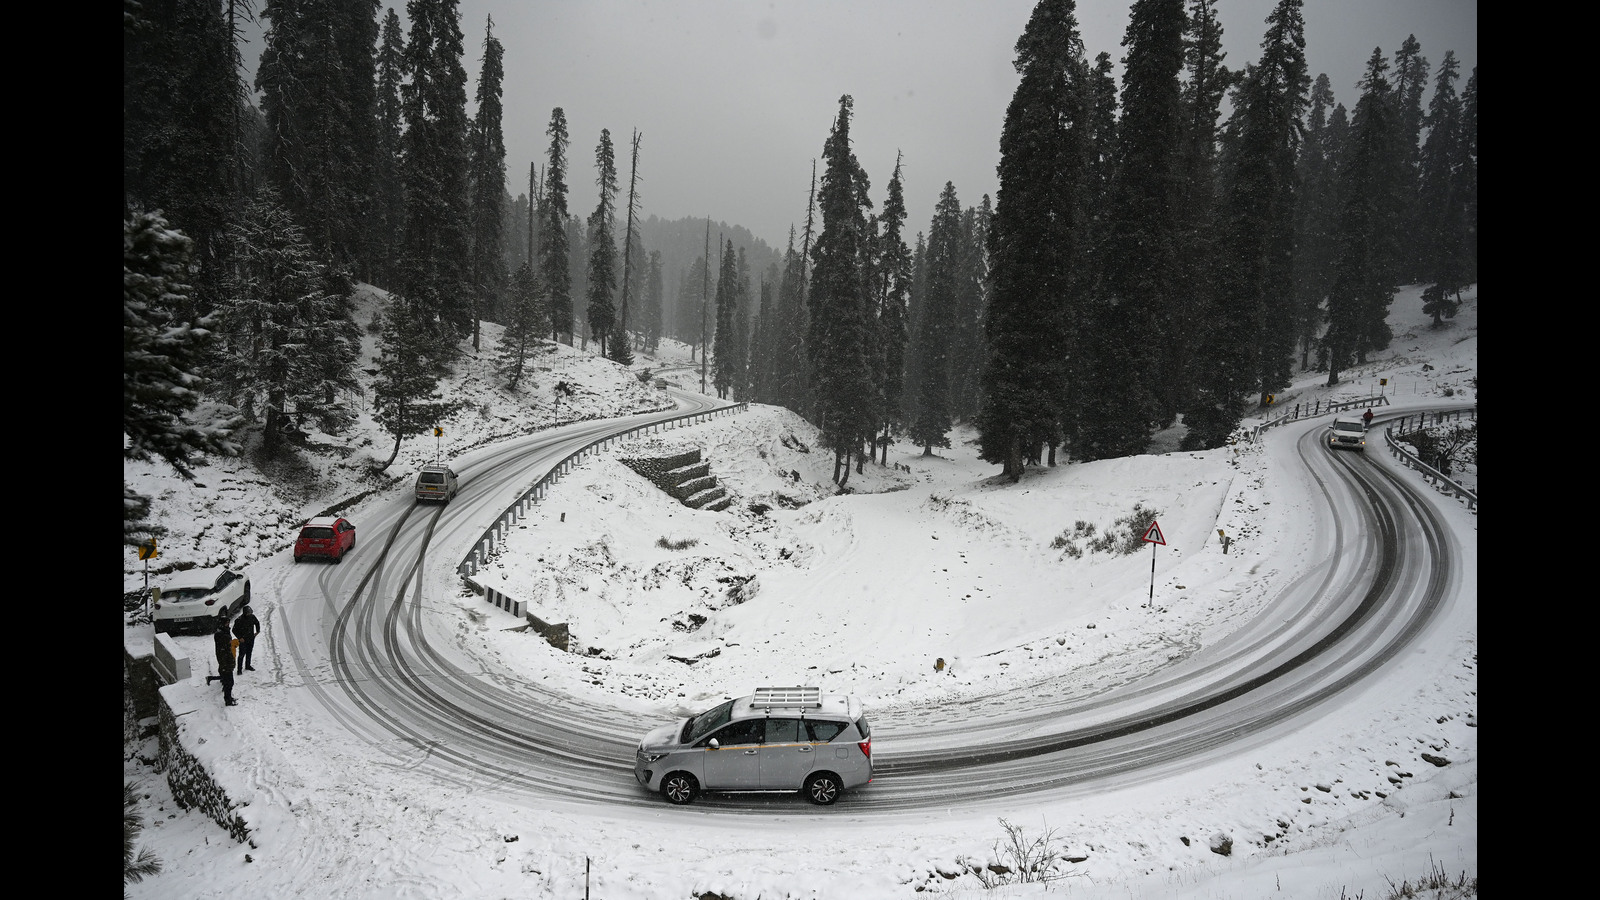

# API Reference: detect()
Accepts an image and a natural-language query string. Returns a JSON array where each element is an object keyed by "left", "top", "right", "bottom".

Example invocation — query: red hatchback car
[{"left": 294, "top": 516, "right": 356, "bottom": 563}]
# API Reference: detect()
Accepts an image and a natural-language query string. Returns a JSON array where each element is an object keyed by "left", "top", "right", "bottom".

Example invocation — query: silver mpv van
[{"left": 634, "top": 686, "right": 873, "bottom": 805}]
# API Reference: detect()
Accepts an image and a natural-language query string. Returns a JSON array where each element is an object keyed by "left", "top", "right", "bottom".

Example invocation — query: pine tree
[
  {"left": 909, "top": 182, "right": 963, "bottom": 455},
  {"left": 542, "top": 108, "right": 574, "bottom": 343},
  {"left": 713, "top": 240, "right": 739, "bottom": 398},
  {"left": 610, "top": 129, "right": 643, "bottom": 366},
  {"left": 215, "top": 188, "right": 361, "bottom": 456},
  {"left": 255, "top": 0, "right": 380, "bottom": 278},
  {"left": 1293, "top": 73, "right": 1341, "bottom": 369},
  {"left": 948, "top": 197, "right": 990, "bottom": 421},
  {"left": 643, "top": 250, "right": 664, "bottom": 353},
  {"left": 980, "top": 0, "right": 1093, "bottom": 480},
  {"left": 1390, "top": 35, "right": 1430, "bottom": 283},
  {"left": 773, "top": 229, "right": 810, "bottom": 415},
  {"left": 586, "top": 129, "right": 619, "bottom": 357},
  {"left": 807, "top": 96, "right": 876, "bottom": 485},
  {"left": 124, "top": 782, "right": 162, "bottom": 886},
  {"left": 123, "top": 0, "right": 240, "bottom": 314},
  {"left": 1085, "top": 50, "right": 1119, "bottom": 223},
  {"left": 374, "top": 9, "right": 408, "bottom": 289},
  {"left": 1324, "top": 48, "right": 1404, "bottom": 385},
  {"left": 1418, "top": 50, "right": 1471, "bottom": 322},
  {"left": 372, "top": 294, "right": 451, "bottom": 470},
  {"left": 873, "top": 154, "right": 911, "bottom": 462},
  {"left": 495, "top": 261, "right": 544, "bottom": 389},
  {"left": 1168, "top": 0, "right": 1233, "bottom": 432},
  {"left": 124, "top": 211, "right": 238, "bottom": 541},
  {"left": 399, "top": 0, "right": 473, "bottom": 342},
  {"left": 467, "top": 16, "right": 507, "bottom": 351},
  {"left": 1079, "top": 0, "right": 1186, "bottom": 461},
  {"left": 1184, "top": 0, "right": 1307, "bottom": 447},
  {"left": 1459, "top": 68, "right": 1477, "bottom": 285}
]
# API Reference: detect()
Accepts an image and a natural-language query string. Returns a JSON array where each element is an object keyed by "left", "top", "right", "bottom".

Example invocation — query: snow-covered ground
[{"left": 124, "top": 284, "right": 1477, "bottom": 899}]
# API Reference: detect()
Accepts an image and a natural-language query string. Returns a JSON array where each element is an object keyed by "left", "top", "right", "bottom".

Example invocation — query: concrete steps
[{"left": 621, "top": 449, "right": 734, "bottom": 512}]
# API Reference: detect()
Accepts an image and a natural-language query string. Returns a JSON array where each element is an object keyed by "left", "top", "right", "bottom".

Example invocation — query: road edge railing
[
  {"left": 458, "top": 401, "right": 749, "bottom": 646},
  {"left": 1247, "top": 394, "right": 1389, "bottom": 441},
  {"left": 1382, "top": 407, "right": 1478, "bottom": 510}
]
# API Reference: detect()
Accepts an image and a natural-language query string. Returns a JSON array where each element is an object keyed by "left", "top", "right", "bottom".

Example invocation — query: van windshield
[{"left": 682, "top": 699, "right": 734, "bottom": 744}]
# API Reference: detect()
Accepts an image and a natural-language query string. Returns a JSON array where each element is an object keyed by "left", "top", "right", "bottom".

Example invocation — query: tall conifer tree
[
  {"left": 873, "top": 155, "right": 911, "bottom": 462},
  {"left": 980, "top": 0, "right": 1093, "bottom": 480},
  {"left": 586, "top": 129, "right": 619, "bottom": 356},
  {"left": 1324, "top": 48, "right": 1404, "bottom": 384},
  {"left": 1079, "top": 0, "right": 1187, "bottom": 461},
  {"left": 399, "top": 0, "right": 473, "bottom": 342},
  {"left": 123, "top": 0, "right": 240, "bottom": 314},
  {"left": 374, "top": 10, "right": 407, "bottom": 289},
  {"left": 467, "top": 17, "right": 506, "bottom": 351},
  {"left": 807, "top": 96, "right": 876, "bottom": 485},
  {"left": 909, "top": 182, "right": 963, "bottom": 456},
  {"left": 1418, "top": 50, "right": 1471, "bottom": 320},
  {"left": 542, "top": 108, "right": 573, "bottom": 343},
  {"left": 1183, "top": 0, "right": 1306, "bottom": 447},
  {"left": 713, "top": 240, "right": 738, "bottom": 398}
]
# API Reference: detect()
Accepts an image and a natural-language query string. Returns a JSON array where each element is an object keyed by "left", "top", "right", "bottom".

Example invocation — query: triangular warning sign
[{"left": 1141, "top": 521, "right": 1166, "bottom": 545}]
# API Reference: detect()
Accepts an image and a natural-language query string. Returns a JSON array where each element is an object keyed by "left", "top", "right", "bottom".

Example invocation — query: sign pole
[
  {"left": 1148, "top": 542, "right": 1156, "bottom": 606},
  {"left": 1140, "top": 520, "right": 1166, "bottom": 609}
]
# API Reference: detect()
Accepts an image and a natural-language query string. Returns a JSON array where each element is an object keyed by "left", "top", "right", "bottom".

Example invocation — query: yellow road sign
[{"left": 138, "top": 539, "right": 158, "bottom": 560}]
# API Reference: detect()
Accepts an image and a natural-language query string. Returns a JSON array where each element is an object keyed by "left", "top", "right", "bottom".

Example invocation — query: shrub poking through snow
[
  {"left": 970, "top": 818, "right": 1073, "bottom": 888},
  {"left": 1050, "top": 506, "right": 1161, "bottom": 558}
]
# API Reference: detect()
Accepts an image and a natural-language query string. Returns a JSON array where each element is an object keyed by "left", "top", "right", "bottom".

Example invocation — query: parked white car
[{"left": 153, "top": 566, "right": 251, "bottom": 635}]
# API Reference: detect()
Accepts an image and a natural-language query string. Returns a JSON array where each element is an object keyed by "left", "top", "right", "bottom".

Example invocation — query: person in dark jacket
[
  {"left": 212, "top": 610, "right": 237, "bottom": 706},
  {"left": 232, "top": 605, "right": 261, "bottom": 673}
]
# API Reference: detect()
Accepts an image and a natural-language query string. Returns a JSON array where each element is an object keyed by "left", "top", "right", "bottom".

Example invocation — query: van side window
[
  {"left": 763, "top": 718, "right": 801, "bottom": 744},
  {"left": 707, "top": 719, "right": 763, "bottom": 747},
  {"left": 804, "top": 720, "right": 844, "bottom": 743}
]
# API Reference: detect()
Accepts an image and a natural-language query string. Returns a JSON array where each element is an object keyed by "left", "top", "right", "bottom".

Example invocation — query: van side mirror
[{"left": 708, "top": 738, "right": 720, "bottom": 750}]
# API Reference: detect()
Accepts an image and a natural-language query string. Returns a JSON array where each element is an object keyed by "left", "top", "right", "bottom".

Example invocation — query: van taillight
[{"left": 858, "top": 738, "right": 871, "bottom": 759}]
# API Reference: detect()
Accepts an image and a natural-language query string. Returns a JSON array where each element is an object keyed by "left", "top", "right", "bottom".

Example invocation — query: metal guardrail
[
  {"left": 457, "top": 401, "right": 749, "bottom": 579},
  {"left": 1382, "top": 407, "right": 1478, "bottom": 510},
  {"left": 1248, "top": 394, "right": 1389, "bottom": 441}
]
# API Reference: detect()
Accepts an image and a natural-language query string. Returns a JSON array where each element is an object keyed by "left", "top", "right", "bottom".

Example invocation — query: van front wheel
[{"left": 661, "top": 772, "right": 698, "bottom": 805}]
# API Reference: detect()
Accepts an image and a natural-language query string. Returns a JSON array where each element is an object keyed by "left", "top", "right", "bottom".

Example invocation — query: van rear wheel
[
  {"left": 661, "top": 772, "right": 698, "bottom": 805},
  {"left": 804, "top": 772, "right": 841, "bottom": 805}
]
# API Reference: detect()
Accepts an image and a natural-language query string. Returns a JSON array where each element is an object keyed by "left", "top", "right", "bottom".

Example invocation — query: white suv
[
  {"left": 1327, "top": 418, "right": 1368, "bottom": 452},
  {"left": 153, "top": 566, "right": 250, "bottom": 634},
  {"left": 635, "top": 687, "right": 873, "bottom": 805}
]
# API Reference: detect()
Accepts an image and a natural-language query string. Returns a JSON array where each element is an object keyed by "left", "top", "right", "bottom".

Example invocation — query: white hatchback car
[{"left": 153, "top": 566, "right": 250, "bottom": 635}]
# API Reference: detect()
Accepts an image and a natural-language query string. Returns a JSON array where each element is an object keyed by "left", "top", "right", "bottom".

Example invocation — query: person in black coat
[
  {"left": 232, "top": 605, "right": 261, "bottom": 673},
  {"left": 212, "top": 610, "right": 237, "bottom": 706}
]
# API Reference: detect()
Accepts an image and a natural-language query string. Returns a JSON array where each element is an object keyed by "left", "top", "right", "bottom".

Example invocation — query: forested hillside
[{"left": 124, "top": 0, "right": 1476, "bottom": 543}]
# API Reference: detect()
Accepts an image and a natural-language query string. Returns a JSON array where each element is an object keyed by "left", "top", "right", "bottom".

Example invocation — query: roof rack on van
[{"left": 751, "top": 686, "right": 822, "bottom": 709}]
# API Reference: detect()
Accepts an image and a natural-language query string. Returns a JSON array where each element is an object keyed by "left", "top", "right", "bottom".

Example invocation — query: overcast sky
[{"left": 242, "top": 1, "right": 1477, "bottom": 251}]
